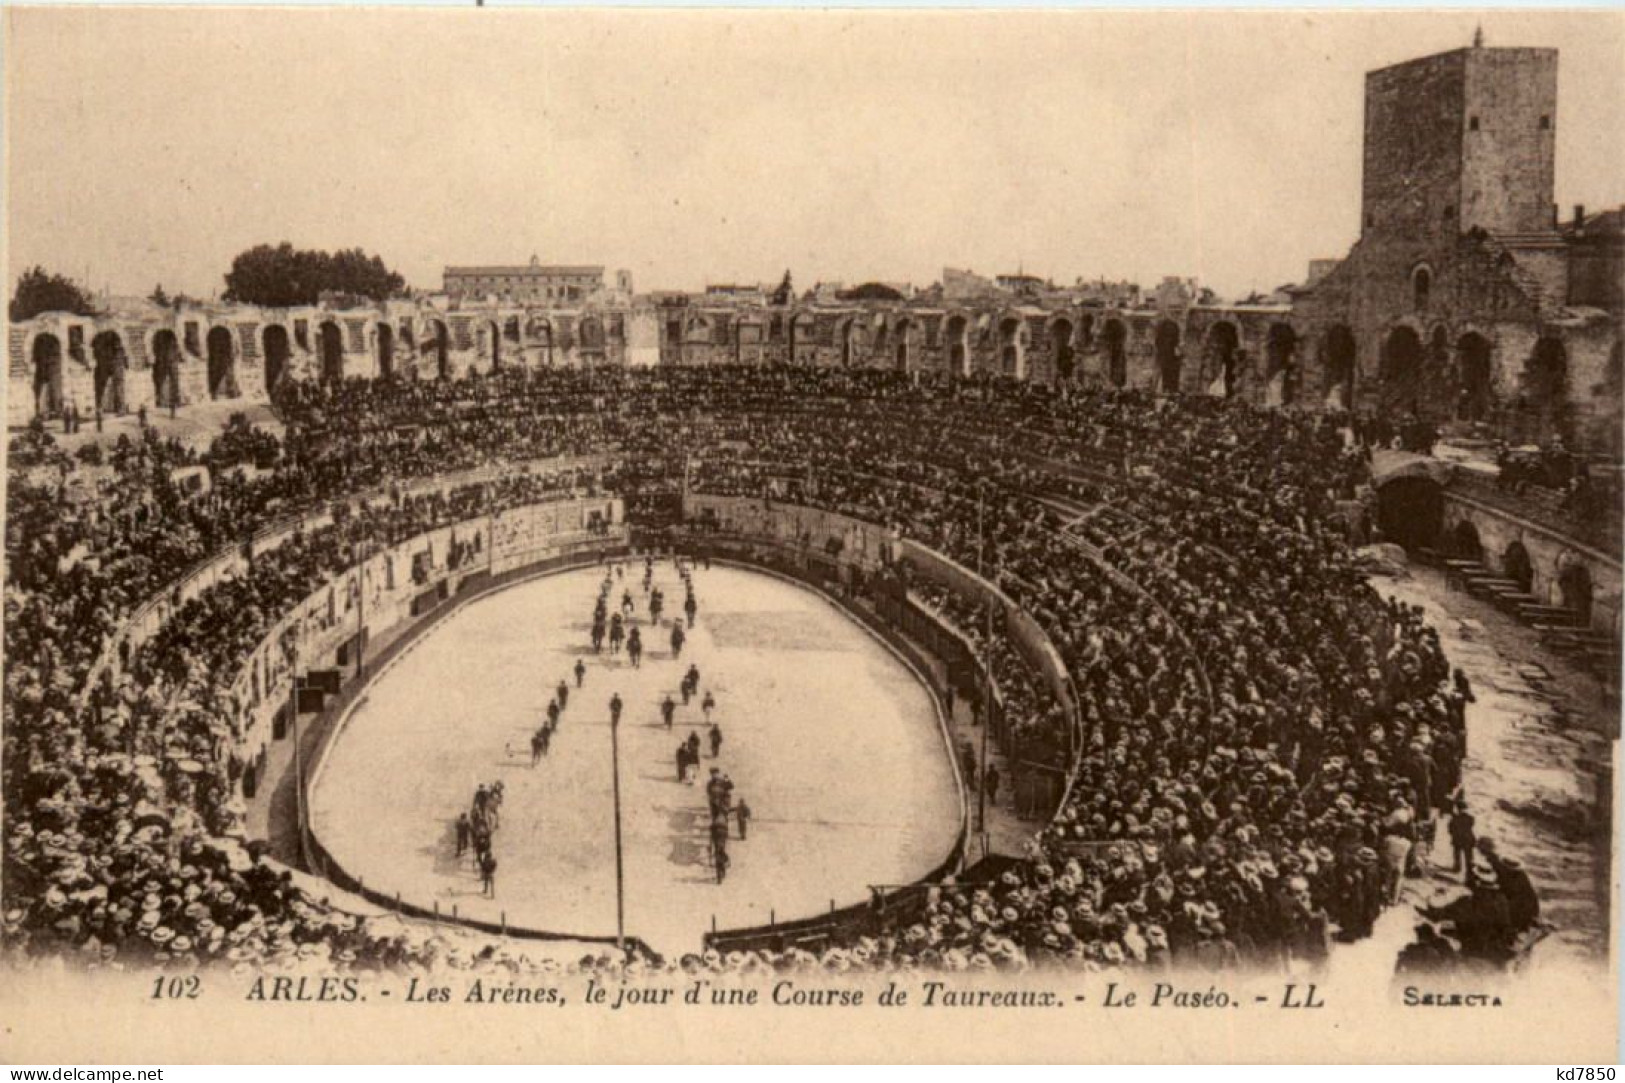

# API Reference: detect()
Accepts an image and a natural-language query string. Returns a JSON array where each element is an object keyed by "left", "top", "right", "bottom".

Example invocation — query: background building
[{"left": 443, "top": 257, "right": 604, "bottom": 303}]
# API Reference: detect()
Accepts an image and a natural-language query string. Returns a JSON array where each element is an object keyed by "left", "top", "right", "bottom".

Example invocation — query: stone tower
[{"left": 1361, "top": 42, "right": 1558, "bottom": 241}]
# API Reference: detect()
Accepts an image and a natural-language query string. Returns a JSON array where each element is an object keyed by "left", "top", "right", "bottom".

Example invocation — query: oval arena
[{"left": 8, "top": 357, "right": 1613, "bottom": 978}]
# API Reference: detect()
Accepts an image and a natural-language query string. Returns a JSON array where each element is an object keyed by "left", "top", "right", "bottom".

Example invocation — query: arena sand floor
[{"left": 308, "top": 560, "right": 963, "bottom": 954}]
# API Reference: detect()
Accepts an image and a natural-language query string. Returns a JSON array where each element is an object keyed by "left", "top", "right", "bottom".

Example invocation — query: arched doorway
[
  {"left": 1266, "top": 324, "right": 1299, "bottom": 406},
  {"left": 1207, "top": 322, "right": 1240, "bottom": 397},
  {"left": 206, "top": 326, "right": 237, "bottom": 399},
  {"left": 376, "top": 322, "right": 394, "bottom": 379},
  {"left": 579, "top": 316, "right": 606, "bottom": 363},
  {"left": 91, "top": 331, "right": 128, "bottom": 414},
  {"left": 486, "top": 321, "right": 503, "bottom": 371},
  {"left": 263, "top": 325, "right": 291, "bottom": 394},
  {"left": 998, "top": 318, "right": 1024, "bottom": 379},
  {"left": 1559, "top": 560, "right": 1593, "bottom": 626},
  {"left": 1102, "top": 319, "right": 1127, "bottom": 388},
  {"left": 945, "top": 316, "right": 969, "bottom": 377},
  {"left": 893, "top": 319, "right": 915, "bottom": 373},
  {"left": 1375, "top": 477, "right": 1443, "bottom": 550},
  {"left": 31, "top": 333, "right": 64, "bottom": 418},
  {"left": 735, "top": 319, "right": 762, "bottom": 366},
  {"left": 1456, "top": 333, "right": 1493, "bottom": 421},
  {"left": 1450, "top": 521, "right": 1483, "bottom": 562},
  {"left": 427, "top": 319, "right": 450, "bottom": 379},
  {"left": 789, "top": 314, "right": 813, "bottom": 366},
  {"left": 1523, "top": 336, "right": 1569, "bottom": 442},
  {"left": 1503, "top": 541, "right": 1534, "bottom": 593},
  {"left": 1154, "top": 320, "right": 1181, "bottom": 393},
  {"left": 151, "top": 329, "right": 182, "bottom": 410},
  {"left": 1051, "top": 319, "right": 1075, "bottom": 383},
  {"left": 527, "top": 317, "right": 553, "bottom": 367},
  {"left": 318, "top": 322, "right": 345, "bottom": 383},
  {"left": 839, "top": 320, "right": 857, "bottom": 368},
  {"left": 1324, "top": 325, "right": 1356, "bottom": 409},
  {"left": 1379, "top": 326, "right": 1424, "bottom": 414}
]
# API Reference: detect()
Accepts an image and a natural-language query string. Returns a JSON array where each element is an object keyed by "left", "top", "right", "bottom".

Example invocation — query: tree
[
  {"left": 150, "top": 284, "right": 171, "bottom": 307},
  {"left": 10, "top": 267, "right": 98, "bottom": 321},
  {"left": 771, "top": 270, "right": 794, "bottom": 306},
  {"left": 837, "top": 282, "right": 905, "bottom": 302},
  {"left": 222, "top": 243, "right": 407, "bottom": 307}
]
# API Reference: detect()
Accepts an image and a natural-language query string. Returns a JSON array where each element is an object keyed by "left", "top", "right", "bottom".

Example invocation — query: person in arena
[
  {"left": 708, "top": 722, "right": 723, "bottom": 759},
  {"left": 661, "top": 693, "right": 677, "bottom": 729},
  {"left": 670, "top": 621, "right": 685, "bottom": 658},
  {"left": 479, "top": 849, "right": 498, "bottom": 898},
  {"left": 455, "top": 813, "right": 471, "bottom": 858},
  {"left": 627, "top": 626, "right": 643, "bottom": 668},
  {"left": 575, "top": 657, "right": 587, "bottom": 688},
  {"left": 735, "top": 796, "right": 752, "bottom": 841}
]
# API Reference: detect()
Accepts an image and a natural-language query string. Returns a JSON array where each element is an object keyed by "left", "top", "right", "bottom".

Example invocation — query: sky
[{"left": 4, "top": 8, "right": 1622, "bottom": 302}]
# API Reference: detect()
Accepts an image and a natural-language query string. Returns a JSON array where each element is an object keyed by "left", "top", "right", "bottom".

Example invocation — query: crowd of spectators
[{"left": 6, "top": 365, "right": 1492, "bottom": 976}]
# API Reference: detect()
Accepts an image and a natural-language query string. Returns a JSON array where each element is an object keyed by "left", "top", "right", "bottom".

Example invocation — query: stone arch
[
  {"left": 734, "top": 317, "right": 762, "bottom": 365},
  {"left": 1207, "top": 321, "right": 1240, "bottom": 398},
  {"left": 206, "top": 325, "right": 237, "bottom": 399},
  {"left": 1456, "top": 332, "right": 1493, "bottom": 421},
  {"left": 1265, "top": 323, "right": 1299, "bottom": 406},
  {"left": 1557, "top": 554, "right": 1593, "bottom": 626},
  {"left": 893, "top": 317, "right": 916, "bottom": 373},
  {"left": 1323, "top": 324, "right": 1356, "bottom": 409},
  {"left": 1379, "top": 325, "right": 1424, "bottom": 414},
  {"left": 1102, "top": 318, "right": 1127, "bottom": 388},
  {"left": 837, "top": 318, "right": 858, "bottom": 368},
  {"left": 91, "top": 330, "right": 128, "bottom": 414},
  {"left": 684, "top": 313, "right": 714, "bottom": 348},
  {"left": 1522, "top": 335, "right": 1569, "bottom": 442},
  {"left": 1050, "top": 318, "right": 1076, "bottom": 383},
  {"left": 1449, "top": 520, "right": 1483, "bottom": 562},
  {"left": 527, "top": 316, "right": 553, "bottom": 366},
  {"left": 151, "top": 329, "right": 182, "bottom": 409},
  {"left": 1503, "top": 540, "right": 1534, "bottom": 593},
  {"left": 998, "top": 316, "right": 1025, "bottom": 380},
  {"left": 376, "top": 322, "right": 395, "bottom": 379},
  {"left": 1154, "top": 320, "right": 1182, "bottom": 394},
  {"left": 426, "top": 318, "right": 450, "bottom": 379},
  {"left": 318, "top": 321, "right": 345, "bottom": 383},
  {"left": 1375, "top": 476, "right": 1443, "bottom": 550},
  {"left": 944, "top": 314, "right": 970, "bottom": 377},
  {"left": 485, "top": 320, "right": 503, "bottom": 372},
  {"left": 31, "top": 332, "right": 64, "bottom": 418},
  {"left": 789, "top": 312, "right": 815, "bottom": 365},
  {"left": 1411, "top": 264, "right": 1433, "bottom": 312},
  {"left": 579, "top": 315, "right": 606, "bottom": 360},
  {"left": 262, "top": 324, "right": 291, "bottom": 394}
]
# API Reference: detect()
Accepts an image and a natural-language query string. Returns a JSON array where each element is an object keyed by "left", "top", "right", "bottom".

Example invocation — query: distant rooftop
[{"left": 445, "top": 257, "right": 603, "bottom": 278}]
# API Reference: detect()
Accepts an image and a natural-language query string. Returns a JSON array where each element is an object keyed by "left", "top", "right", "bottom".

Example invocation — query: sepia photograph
[{"left": 0, "top": 4, "right": 1621, "bottom": 1065}]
